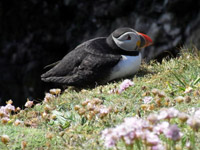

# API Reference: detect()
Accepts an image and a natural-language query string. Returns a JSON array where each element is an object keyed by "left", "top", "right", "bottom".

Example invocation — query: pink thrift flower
[
  {"left": 147, "top": 114, "right": 159, "bottom": 124},
  {"left": 101, "top": 128, "right": 119, "bottom": 148},
  {"left": 158, "top": 108, "right": 179, "bottom": 120},
  {"left": 151, "top": 144, "right": 165, "bottom": 150},
  {"left": 194, "top": 109, "right": 200, "bottom": 119},
  {"left": 135, "top": 129, "right": 144, "bottom": 139},
  {"left": 0, "top": 107, "right": 7, "bottom": 117},
  {"left": 5, "top": 104, "right": 15, "bottom": 113},
  {"left": 87, "top": 102, "right": 95, "bottom": 110},
  {"left": 163, "top": 125, "right": 183, "bottom": 141},
  {"left": 1, "top": 117, "right": 10, "bottom": 124},
  {"left": 14, "top": 119, "right": 23, "bottom": 126},
  {"left": 44, "top": 93, "right": 55, "bottom": 103},
  {"left": 114, "top": 125, "right": 128, "bottom": 138},
  {"left": 178, "top": 112, "right": 188, "bottom": 122},
  {"left": 101, "top": 117, "right": 150, "bottom": 148},
  {"left": 145, "top": 131, "right": 161, "bottom": 146},
  {"left": 49, "top": 88, "right": 61, "bottom": 95},
  {"left": 186, "top": 141, "right": 191, "bottom": 149},
  {"left": 187, "top": 116, "right": 200, "bottom": 131},
  {"left": 143, "top": 96, "right": 153, "bottom": 104},
  {"left": 99, "top": 105, "right": 111, "bottom": 115},
  {"left": 184, "top": 87, "right": 193, "bottom": 93},
  {"left": 167, "top": 108, "right": 179, "bottom": 118},
  {"left": 153, "top": 121, "right": 169, "bottom": 135},
  {"left": 104, "top": 137, "right": 117, "bottom": 148},
  {"left": 25, "top": 100, "right": 34, "bottom": 108},
  {"left": 99, "top": 108, "right": 109, "bottom": 115},
  {"left": 157, "top": 110, "right": 168, "bottom": 120},
  {"left": 118, "top": 79, "right": 134, "bottom": 93}
]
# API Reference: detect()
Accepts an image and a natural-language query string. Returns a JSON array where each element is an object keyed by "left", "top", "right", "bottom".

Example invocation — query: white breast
[{"left": 108, "top": 53, "right": 141, "bottom": 81}]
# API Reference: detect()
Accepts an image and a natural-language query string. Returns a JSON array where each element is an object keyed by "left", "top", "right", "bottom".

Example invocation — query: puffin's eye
[{"left": 127, "top": 35, "right": 131, "bottom": 40}]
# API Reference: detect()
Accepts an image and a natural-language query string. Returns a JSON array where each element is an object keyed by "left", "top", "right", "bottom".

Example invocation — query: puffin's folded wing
[
  {"left": 41, "top": 53, "right": 121, "bottom": 86},
  {"left": 41, "top": 49, "right": 87, "bottom": 79}
]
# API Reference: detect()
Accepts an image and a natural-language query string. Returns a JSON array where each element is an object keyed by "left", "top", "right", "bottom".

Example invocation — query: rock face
[{"left": 0, "top": 0, "right": 200, "bottom": 106}]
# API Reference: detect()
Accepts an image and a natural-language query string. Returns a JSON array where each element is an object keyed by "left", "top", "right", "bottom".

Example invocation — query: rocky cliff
[{"left": 0, "top": 0, "right": 200, "bottom": 106}]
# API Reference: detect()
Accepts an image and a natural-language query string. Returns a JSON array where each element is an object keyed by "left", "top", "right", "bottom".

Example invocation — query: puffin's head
[{"left": 110, "top": 27, "right": 153, "bottom": 51}]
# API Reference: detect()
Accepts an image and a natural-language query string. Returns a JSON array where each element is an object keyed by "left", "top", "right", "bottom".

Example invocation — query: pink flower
[
  {"left": 153, "top": 121, "right": 169, "bottom": 135},
  {"left": 163, "top": 125, "right": 183, "bottom": 141},
  {"left": 101, "top": 116, "right": 154, "bottom": 148},
  {"left": 144, "top": 131, "right": 161, "bottom": 146},
  {"left": 123, "top": 131, "right": 135, "bottom": 145},
  {"left": 186, "top": 109, "right": 200, "bottom": 131},
  {"left": 44, "top": 93, "right": 55, "bottom": 103},
  {"left": 14, "top": 119, "right": 23, "bottom": 126},
  {"left": 99, "top": 108, "right": 109, "bottom": 114},
  {"left": 158, "top": 108, "right": 179, "bottom": 120},
  {"left": 114, "top": 125, "right": 128, "bottom": 138},
  {"left": 178, "top": 112, "right": 188, "bottom": 122},
  {"left": 151, "top": 144, "right": 165, "bottom": 150},
  {"left": 147, "top": 114, "right": 159, "bottom": 124},
  {"left": 99, "top": 105, "right": 111, "bottom": 115},
  {"left": 0, "top": 107, "right": 7, "bottom": 117},
  {"left": 157, "top": 110, "right": 168, "bottom": 120},
  {"left": 101, "top": 128, "right": 119, "bottom": 148},
  {"left": 25, "top": 100, "right": 34, "bottom": 108},
  {"left": 86, "top": 102, "right": 95, "bottom": 110},
  {"left": 118, "top": 79, "right": 134, "bottom": 93},
  {"left": 49, "top": 88, "right": 61, "bottom": 95},
  {"left": 194, "top": 109, "right": 200, "bottom": 119},
  {"left": 186, "top": 141, "right": 191, "bottom": 149},
  {"left": 167, "top": 108, "right": 179, "bottom": 118},
  {"left": 143, "top": 96, "right": 153, "bottom": 104},
  {"left": 1, "top": 117, "right": 10, "bottom": 124},
  {"left": 187, "top": 116, "right": 200, "bottom": 131},
  {"left": 0, "top": 104, "right": 15, "bottom": 117},
  {"left": 5, "top": 104, "right": 15, "bottom": 113},
  {"left": 184, "top": 87, "right": 193, "bottom": 93}
]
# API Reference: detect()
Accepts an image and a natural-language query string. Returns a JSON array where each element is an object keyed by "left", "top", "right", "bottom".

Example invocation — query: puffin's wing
[
  {"left": 41, "top": 48, "right": 87, "bottom": 80},
  {"left": 41, "top": 49, "right": 121, "bottom": 86}
]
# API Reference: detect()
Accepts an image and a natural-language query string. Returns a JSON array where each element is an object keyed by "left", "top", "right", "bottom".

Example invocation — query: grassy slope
[{"left": 0, "top": 48, "right": 200, "bottom": 150}]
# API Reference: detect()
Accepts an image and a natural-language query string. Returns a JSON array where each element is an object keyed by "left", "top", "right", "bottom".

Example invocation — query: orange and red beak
[{"left": 137, "top": 32, "right": 153, "bottom": 48}]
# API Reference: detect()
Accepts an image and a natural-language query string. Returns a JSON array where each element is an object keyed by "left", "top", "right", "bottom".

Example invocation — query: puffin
[{"left": 41, "top": 27, "right": 152, "bottom": 86}]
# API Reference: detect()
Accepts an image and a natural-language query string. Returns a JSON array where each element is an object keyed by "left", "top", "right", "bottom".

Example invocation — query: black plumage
[{"left": 41, "top": 28, "right": 140, "bottom": 86}]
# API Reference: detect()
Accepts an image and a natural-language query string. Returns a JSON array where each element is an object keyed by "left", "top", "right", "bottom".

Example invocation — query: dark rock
[{"left": 185, "top": 12, "right": 200, "bottom": 49}]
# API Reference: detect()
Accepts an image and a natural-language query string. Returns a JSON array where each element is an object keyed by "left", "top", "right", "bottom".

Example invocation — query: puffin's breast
[{"left": 108, "top": 53, "right": 141, "bottom": 81}]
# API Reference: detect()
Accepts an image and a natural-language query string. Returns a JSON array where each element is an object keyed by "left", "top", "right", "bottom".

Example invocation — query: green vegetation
[{"left": 0, "top": 47, "right": 200, "bottom": 150}]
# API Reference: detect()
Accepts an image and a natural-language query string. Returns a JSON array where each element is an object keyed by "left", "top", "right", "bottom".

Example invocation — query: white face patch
[
  {"left": 108, "top": 54, "right": 141, "bottom": 81},
  {"left": 112, "top": 32, "right": 140, "bottom": 51}
]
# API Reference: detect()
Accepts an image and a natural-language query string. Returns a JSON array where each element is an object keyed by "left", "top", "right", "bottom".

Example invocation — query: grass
[
  {"left": 0, "top": 125, "right": 50, "bottom": 149},
  {"left": 0, "top": 47, "right": 200, "bottom": 150}
]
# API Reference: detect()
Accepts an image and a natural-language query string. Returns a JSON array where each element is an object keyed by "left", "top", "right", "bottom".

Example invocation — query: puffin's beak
[{"left": 137, "top": 32, "right": 153, "bottom": 48}]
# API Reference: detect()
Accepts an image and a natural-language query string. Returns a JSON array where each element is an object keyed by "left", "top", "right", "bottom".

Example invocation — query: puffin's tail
[
  {"left": 41, "top": 69, "right": 70, "bottom": 84},
  {"left": 41, "top": 69, "right": 55, "bottom": 82},
  {"left": 41, "top": 73, "right": 76, "bottom": 86}
]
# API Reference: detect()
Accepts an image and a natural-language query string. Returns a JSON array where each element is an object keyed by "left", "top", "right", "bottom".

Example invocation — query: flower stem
[
  {"left": 191, "top": 131, "right": 196, "bottom": 150},
  {"left": 135, "top": 139, "right": 141, "bottom": 150},
  {"left": 3, "top": 145, "right": 9, "bottom": 150},
  {"left": 125, "top": 144, "right": 133, "bottom": 150},
  {"left": 172, "top": 141, "right": 176, "bottom": 150}
]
